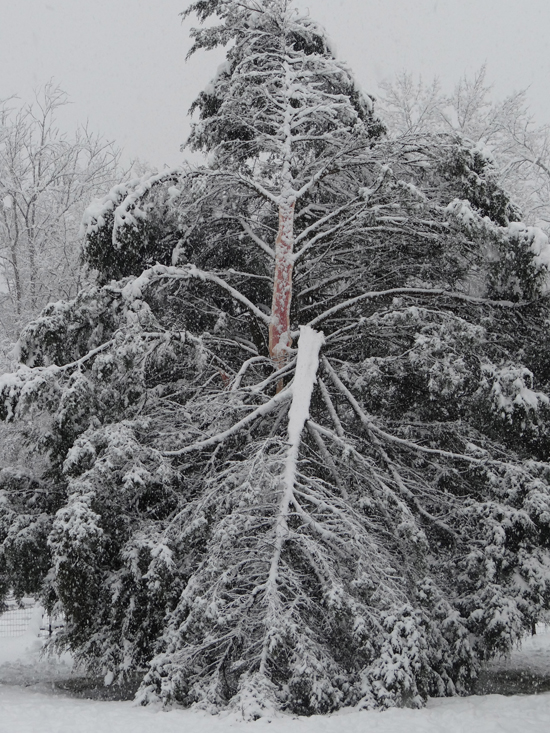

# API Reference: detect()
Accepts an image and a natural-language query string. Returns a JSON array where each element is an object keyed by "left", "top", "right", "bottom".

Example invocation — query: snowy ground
[
  {"left": 2, "top": 617, "right": 550, "bottom": 733},
  {"left": 2, "top": 687, "right": 550, "bottom": 733}
]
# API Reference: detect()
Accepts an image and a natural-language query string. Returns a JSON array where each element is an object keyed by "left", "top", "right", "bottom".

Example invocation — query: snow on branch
[
  {"left": 120, "top": 263, "right": 271, "bottom": 325},
  {"left": 260, "top": 325, "right": 325, "bottom": 673},
  {"left": 286, "top": 327, "right": 325, "bottom": 447},
  {"left": 322, "top": 355, "right": 483, "bottom": 465},
  {"left": 162, "top": 385, "right": 293, "bottom": 456},
  {"left": 239, "top": 218, "right": 275, "bottom": 259},
  {"left": 80, "top": 167, "right": 182, "bottom": 244},
  {"left": 293, "top": 196, "right": 361, "bottom": 246},
  {"left": 200, "top": 168, "right": 280, "bottom": 205},
  {"left": 164, "top": 327, "right": 324, "bottom": 458},
  {"left": 308, "top": 285, "right": 530, "bottom": 329}
]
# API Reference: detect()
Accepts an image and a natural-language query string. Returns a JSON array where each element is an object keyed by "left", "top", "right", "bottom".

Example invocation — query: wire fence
[
  {"left": 0, "top": 597, "right": 37, "bottom": 638},
  {"left": 0, "top": 596, "right": 63, "bottom": 638}
]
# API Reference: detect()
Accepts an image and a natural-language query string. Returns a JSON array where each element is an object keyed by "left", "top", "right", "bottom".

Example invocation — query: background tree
[
  {"left": 378, "top": 66, "right": 550, "bottom": 230},
  {"left": 0, "top": 83, "right": 121, "bottom": 354},
  {"left": 2, "top": 0, "right": 550, "bottom": 718}
]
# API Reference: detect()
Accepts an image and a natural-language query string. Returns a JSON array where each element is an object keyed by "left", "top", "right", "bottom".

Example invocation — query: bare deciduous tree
[
  {"left": 378, "top": 66, "right": 550, "bottom": 228},
  {"left": 0, "top": 83, "right": 120, "bottom": 346}
]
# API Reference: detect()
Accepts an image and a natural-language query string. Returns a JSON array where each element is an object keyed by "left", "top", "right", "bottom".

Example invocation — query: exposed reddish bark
[{"left": 269, "top": 202, "right": 295, "bottom": 389}]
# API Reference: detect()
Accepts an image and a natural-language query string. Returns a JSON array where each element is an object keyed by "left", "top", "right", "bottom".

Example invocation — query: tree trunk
[
  {"left": 10, "top": 213, "right": 22, "bottom": 316},
  {"left": 269, "top": 201, "right": 295, "bottom": 390}
]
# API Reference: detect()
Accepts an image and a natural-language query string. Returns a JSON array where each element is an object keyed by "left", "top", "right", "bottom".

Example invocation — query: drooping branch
[
  {"left": 120, "top": 263, "right": 271, "bottom": 325},
  {"left": 307, "top": 421, "right": 349, "bottom": 499},
  {"left": 308, "top": 286, "right": 531, "bottom": 329},
  {"left": 322, "top": 355, "right": 485, "bottom": 466},
  {"left": 109, "top": 168, "right": 183, "bottom": 245},
  {"left": 162, "top": 386, "right": 293, "bottom": 456}
]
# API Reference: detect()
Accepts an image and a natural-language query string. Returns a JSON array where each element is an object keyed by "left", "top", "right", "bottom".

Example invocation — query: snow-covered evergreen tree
[{"left": 2, "top": 0, "right": 550, "bottom": 717}]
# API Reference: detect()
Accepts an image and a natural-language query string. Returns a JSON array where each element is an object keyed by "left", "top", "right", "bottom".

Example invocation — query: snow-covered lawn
[
  {"left": 2, "top": 684, "right": 550, "bottom": 733},
  {"left": 2, "top": 616, "right": 550, "bottom": 733}
]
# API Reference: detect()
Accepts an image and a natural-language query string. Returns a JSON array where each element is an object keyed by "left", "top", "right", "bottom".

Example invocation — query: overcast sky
[{"left": 2, "top": 0, "right": 550, "bottom": 169}]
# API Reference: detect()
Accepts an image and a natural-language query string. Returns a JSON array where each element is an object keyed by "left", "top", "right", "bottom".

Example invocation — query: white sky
[{"left": 1, "top": 0, "right": 550, "bottom": 169}]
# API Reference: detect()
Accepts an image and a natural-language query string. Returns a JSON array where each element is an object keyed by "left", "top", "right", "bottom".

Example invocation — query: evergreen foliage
[{"left": 2, "top": 0, "right": 550, "bottom": 717}]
